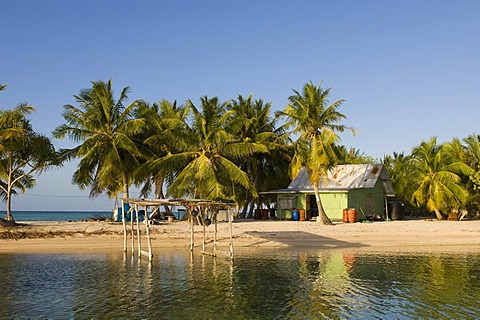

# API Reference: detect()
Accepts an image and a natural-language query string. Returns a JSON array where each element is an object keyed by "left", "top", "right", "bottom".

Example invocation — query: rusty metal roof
[{"left": 263, "top": 164, "right": 395, "bottom": 196}]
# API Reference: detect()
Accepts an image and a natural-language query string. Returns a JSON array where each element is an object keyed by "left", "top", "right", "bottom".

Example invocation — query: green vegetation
[
  {"left": 276, "top": 81, "right": 353, "bottom": 224},
  {"left": 2, "top": 79, "right": 480, "bottom": 222},
  {"left": 383, "top": 135, "right": 480, "bottom": 219},
  {"left": 52, "top": 79, "right": 146, "bottom": 200},
  {"left": 0, "top": 86, "right": 60, "bottom": 224}
]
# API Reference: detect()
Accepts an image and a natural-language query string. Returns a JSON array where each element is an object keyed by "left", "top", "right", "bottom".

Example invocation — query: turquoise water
[
  {"left": 0, "top": 249, "right": 479, "bottom": 319},
  {"left": 1, "top": 211, "right": 112, "bottom": 222}
]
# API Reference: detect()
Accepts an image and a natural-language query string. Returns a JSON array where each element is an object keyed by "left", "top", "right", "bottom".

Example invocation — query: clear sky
[{"left": 1, "top": 1, "right": 479, "bottom": 211}]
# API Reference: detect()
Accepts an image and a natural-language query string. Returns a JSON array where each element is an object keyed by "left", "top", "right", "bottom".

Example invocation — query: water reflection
[{"left": 0, "top": 249, "right": 478, "bottom": 319}]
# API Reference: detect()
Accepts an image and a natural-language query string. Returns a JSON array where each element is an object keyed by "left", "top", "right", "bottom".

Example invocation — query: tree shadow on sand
[{"left": 241, "top": 231, "right": 367, "bottom": 249}]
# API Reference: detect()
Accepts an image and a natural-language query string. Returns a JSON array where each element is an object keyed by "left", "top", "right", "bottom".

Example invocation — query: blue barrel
[
  {"left": 117, "top": 203, "right": 131, "bottom": 221},
  {"left": 292, "top": 210, "right": 300, "bottom": 221}
]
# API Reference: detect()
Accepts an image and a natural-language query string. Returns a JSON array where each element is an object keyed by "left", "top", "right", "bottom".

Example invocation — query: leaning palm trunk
[
  {"left": 122, "top": 174, "right": 129, "bottom": 199},
  {"left": 434, "top": 208, "right": 444, "bottom": 221},
  {"left": 314, "top": 183, "right": 333, "bottom": 225}
]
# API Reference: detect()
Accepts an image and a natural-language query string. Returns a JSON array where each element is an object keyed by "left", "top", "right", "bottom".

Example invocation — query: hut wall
[
  {"left": 320, "top": 192, "right": 348, "bottom": 220},
  {"left": 347, "top": 180, "right": 385, "bottom": 219}
]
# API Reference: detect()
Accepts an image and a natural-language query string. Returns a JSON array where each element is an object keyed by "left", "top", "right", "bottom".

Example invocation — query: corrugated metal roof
[{"left": 263, "top": 164, "right": 395, "bottom": 196}]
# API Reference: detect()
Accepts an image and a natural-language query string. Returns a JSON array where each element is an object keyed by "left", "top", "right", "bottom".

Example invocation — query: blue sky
[{"left": 1, "top": 1, "right": 479, "bottom": 211}]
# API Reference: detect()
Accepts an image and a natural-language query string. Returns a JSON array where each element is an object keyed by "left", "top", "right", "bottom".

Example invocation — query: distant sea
[{"left": 0, "top": 211, "right": 113, "bottom": 222}]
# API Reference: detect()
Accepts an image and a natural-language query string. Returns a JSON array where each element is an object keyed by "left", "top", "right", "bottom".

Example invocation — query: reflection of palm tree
[
  {"left": 53, "top": 79, "right": 143, "bottom": 199},
  {"left": 277, "top": 82, "right": 351, "bottom": 224},
  {"left": 409, "top": 137, "right": 472, "bottom": 220}
]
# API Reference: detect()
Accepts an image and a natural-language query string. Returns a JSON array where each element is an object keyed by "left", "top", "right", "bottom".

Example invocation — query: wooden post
[
  {"left": 145, "top": 205, "right": 153, "bottom": 261},
  {"left": 189, "top": 206, "right": 194, "bottom": 252},
  {"left": 122, "top": 199, "right": 127, "bottom": 253},
  {"left": 130, "top": 206, "right": 135, "bottom": 254},
  {"left": 136, "top": 204, "right": 141, "bottom": 258},
  {"left": 384, "top": 196, "right": 389, "bottom": 222},
  {"left": 229, "top": 206, "right": 234, "bottom": 260}
]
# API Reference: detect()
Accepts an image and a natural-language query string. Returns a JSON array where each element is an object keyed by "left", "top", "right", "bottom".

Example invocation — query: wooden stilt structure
[
  {"left": 121, "top": 198, "right": 235, "bottom": 260},
  {"left": 121, "top": 199, "right": 127, "bottom": 253}
]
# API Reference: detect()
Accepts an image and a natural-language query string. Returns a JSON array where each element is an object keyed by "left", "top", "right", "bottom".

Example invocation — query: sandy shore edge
[{"left": 1, "top": 219, "right": 479, "bottom": 253}]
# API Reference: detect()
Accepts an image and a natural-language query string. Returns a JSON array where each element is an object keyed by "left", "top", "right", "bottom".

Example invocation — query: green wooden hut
[{"left": 263, "top": 164, "right": 395, "bottom": 221}]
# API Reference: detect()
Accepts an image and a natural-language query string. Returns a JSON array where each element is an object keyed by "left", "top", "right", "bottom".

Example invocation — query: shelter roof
[{"left": 122, "top": 198, "right": 235, "bottom": 208}]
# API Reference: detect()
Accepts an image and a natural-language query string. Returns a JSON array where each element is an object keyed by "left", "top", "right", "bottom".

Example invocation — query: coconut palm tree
[
  {"left": 276, "top": 81, "right": 351, "bottom": 225},
  {"left": 409, "top": 137, "right": 473, "bottom": 220},
  {"left": 135, "top": 99, "right": 190, "bottom": 200},
  {"left": 0, "top": 104, "right": 58, "bottom": 223},
  {"left": 459, "top": 135, "right": 480, "bottom": 211},
  {"left": 225, "top": 94, "right": 290, "bottom": 217},
  {"left": 463, "top": 134, "right": 480, "bottom": 173},
  {"left": 337, "top": 146, "right": 375, "bottom": 164},
  {"left": 151, "top": 96, "right": 257, "bottom": 200},
  {"left": 383, "top": 152, "right": 413, "bottom": 205},
  {"left": 52, "top": 79, "right": 145, "bottom": 200}
]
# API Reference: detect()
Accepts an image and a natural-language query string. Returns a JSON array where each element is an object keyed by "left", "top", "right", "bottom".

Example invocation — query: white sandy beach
[{"left": 1, "top": 218, "right": 479, "bottom": 253}]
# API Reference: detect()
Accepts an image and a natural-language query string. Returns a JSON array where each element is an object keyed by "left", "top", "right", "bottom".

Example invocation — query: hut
[{"left": 262, "top": 164, "right": 395, "bottom": 221}]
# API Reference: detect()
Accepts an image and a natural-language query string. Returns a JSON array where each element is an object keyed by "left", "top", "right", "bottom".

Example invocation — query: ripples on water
[{"left": 0, "top": 249, "right": 479, "bottom": 319}]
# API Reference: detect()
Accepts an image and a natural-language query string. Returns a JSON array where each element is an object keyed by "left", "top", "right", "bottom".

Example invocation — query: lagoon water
[
  {"left": 1, "top": 211, "right": 112, "bottom": 222},
  {"left": 0, "top": 248, "right": 479, "bottom": 319}
]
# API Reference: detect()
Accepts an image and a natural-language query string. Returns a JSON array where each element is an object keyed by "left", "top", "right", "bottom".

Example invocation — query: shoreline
[{"left": 1, "top": 219, "right": 479, "bottom": 253}]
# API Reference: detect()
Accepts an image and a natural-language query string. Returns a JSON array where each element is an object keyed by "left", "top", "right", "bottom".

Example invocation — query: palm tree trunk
[
  {"left": 5, "top": 164, "right": 15, "bottom": 222},
  {"left": 434, "top": 208, "right": 444, "bottom": 220},
  {"left": 5, "top": 158, "right": 15, "bottom": 222},
  {"left": 239, "top": 192, "right": 251, "bottom": 218},
  {"left": 155, "top": 176, "right": 171, "bottom": 214},
  {"left": 5, "top": 192, "right": 15, "bottom": 222},
  {"left": 314, "top": 183, "right": 332, "bottom": 225},
  {"left": 122, "top": 174, "right": 129, "bottom": 199}
]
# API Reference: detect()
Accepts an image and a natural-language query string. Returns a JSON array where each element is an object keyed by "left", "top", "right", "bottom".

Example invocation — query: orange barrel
[
  {"left": 347, "top": 208, "right": 357, "bottom": 223},
  {"left": 343, "top": 208, "right": 349, "bottom": 223},
  {"left": 299, "top": 209, "right": 306, "bottom": 221}
]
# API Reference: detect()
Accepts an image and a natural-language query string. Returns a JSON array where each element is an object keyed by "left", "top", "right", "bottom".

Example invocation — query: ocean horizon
[{"left": 0, "top": 210, "right": 113, "bottom": 222}]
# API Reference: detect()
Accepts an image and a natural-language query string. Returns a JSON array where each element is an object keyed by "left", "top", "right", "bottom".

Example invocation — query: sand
[{"left": 1, "top": 218, "right": 479, "bottom": 253}]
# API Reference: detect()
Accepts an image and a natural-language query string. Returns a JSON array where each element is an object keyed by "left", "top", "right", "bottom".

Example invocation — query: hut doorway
[{"left": 308, "top": 195, "right": 318, "bottom": 219}]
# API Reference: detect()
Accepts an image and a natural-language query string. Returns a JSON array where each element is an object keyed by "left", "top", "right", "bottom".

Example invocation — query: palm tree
[
  {"left": 383, "top": 152, "right": 413, "bottom": 205},
  {"left": 52, "top": 79, "right": 145, "bottom": 200},
  {"left": 135, "top": 99, "right": 190, "bottom": 201},
  {"left": 459, "top": 135, "right": 480, "bottom": 211},
  {"left": 0, "top": 104, "right": 58, "bottom": 223},
  {"left": 150, "top": 96, "right": 257, "bottom": 200},
  {"left": 463, "top": 134, "right": 480, "bottom": 174},
  {"left": 225, "top": 94, "right": 289, "bottom": 217},
  {"left": 276, "top": 81, "right": 351, "bottom": 225},
  {"left": 409, "top": 137, "right": 473, "bottom": 220},
  {"left": 337, "top": 146, "right": 375, "bottom": 164}
]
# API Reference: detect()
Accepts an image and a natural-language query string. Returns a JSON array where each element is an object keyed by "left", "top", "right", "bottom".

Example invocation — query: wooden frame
[{"left": 121, "top": 198, "right": 235, "bottom": 261}]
